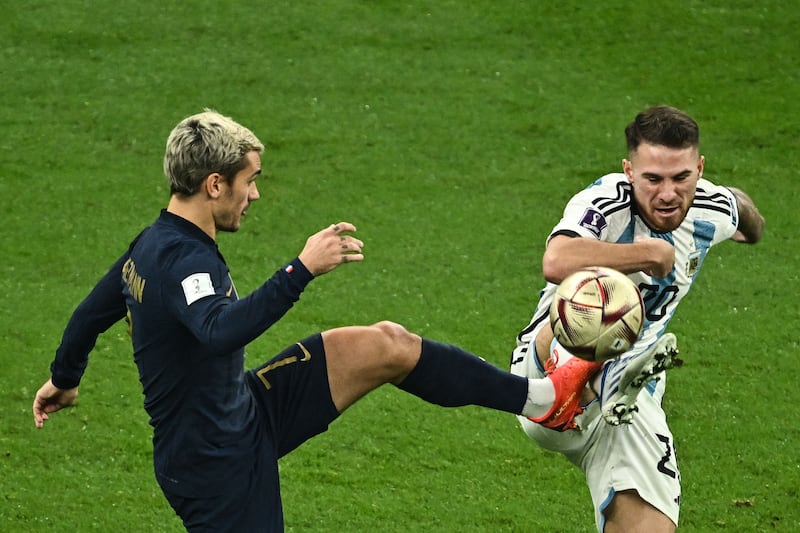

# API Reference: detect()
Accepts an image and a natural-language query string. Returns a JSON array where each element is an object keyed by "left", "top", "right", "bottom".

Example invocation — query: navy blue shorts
[
  {"left": 163, "top": 333, "right": 339, "bottom": 532},
  {"left": 247, "top": 333, "right": 340, "bottom": 457}
]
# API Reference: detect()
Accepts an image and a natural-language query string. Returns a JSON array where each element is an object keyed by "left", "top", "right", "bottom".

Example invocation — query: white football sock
[{"left": 521, "top": 378, "right": 555, "bottom": 418}]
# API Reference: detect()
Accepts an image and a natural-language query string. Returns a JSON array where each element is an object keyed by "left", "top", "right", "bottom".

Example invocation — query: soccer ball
[{"left": 549, "top": 266, "right": 645, "bottom": 362}]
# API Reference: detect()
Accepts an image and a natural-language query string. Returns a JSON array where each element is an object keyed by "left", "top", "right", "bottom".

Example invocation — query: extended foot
[
  {"left": 530, "top": 355, "right": 603, "bottom": 431},
  {"left": 600, "top": 333, "right": 681, "bottom": 426}
]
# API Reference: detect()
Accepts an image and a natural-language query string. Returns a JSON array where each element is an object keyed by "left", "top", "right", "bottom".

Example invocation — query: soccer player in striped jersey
[
  {"left": 32, "top": 109, "right": 592, "bottom": 532},
  {"left": 510, "top": 106, "right": 764, "bottom": 532}
]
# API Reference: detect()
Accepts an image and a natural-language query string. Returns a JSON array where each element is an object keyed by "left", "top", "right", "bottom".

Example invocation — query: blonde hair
[{"left": 163, "top": 109, "right": 264, "bottom": 196}]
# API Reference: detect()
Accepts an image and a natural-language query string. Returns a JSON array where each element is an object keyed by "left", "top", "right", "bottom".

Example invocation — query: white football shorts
[{"left": 510, "top": 339, "right": 681, "bottom": 531}]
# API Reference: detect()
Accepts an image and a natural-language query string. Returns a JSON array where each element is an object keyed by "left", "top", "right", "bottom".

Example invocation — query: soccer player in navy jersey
[
  {"left": 33, "top": 109, "right": 592, "bottom": 532},
  {"left": 509, "top": 106, "right": 765, "bottom": 532}
]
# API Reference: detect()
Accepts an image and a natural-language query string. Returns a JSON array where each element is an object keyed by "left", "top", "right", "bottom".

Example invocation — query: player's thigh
[
  {"left": 586, "top": 394, "right": 681, "bottom": 529},
  {"left": 163, "top": 464, "right": 283, "bottom": 532},
  {"left": 321, "top": 321, "right": 421, "bottom": 411},
  {"left": 247, "top": 334, "right": 339, "bottom": 457},
  {"left": 604, "top": 490, "right": 676, "bottom": 533}
]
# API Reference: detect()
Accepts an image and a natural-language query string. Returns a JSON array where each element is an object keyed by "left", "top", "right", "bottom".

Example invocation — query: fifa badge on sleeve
[{"left": 578, "top": 208, "right": 608, "bottom": 238}]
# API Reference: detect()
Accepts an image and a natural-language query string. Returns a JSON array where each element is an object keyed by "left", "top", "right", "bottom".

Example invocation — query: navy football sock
[{"left": 397, "top": 338, "right": 528, "bottom": 415}]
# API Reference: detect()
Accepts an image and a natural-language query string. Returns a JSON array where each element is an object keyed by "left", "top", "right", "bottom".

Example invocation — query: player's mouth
[
  {"left": 655, "top": 206, "right": 680, "bottom": 217},
  {"left": 646, "top": 205, "right": 684, "bottom": 232}
]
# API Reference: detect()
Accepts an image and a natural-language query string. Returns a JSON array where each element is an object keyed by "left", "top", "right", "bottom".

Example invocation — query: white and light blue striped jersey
[{"left": 516, "top": 173, "right": 739, "bottom": 360}]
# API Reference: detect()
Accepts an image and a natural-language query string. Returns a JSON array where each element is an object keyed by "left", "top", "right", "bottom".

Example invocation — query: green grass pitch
[{"left": 1, "top": 1, "right": 798, "bottom": 531}]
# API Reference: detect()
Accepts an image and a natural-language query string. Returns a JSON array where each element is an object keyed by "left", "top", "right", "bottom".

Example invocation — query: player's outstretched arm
[
  {"left": 33, "top": 379, "right": 79, "bottom": 429},
  {"left": 298, "top": 222, "right": 365, "bottom": 276},
  {"left": 728, "top": 187, "right": 765, "bottom": 244},
  {"left": 542, "top": 235, "right": 675, "bottom": 283}
]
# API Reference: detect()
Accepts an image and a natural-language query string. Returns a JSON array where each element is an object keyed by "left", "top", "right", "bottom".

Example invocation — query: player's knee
[
  {"left": 370, "top": 320, "right": 416, "bottom": 348},
  {"left": 370, "top": 320, "right": 408, "bottom": 337},
  {"left": 369, "top": 321, "right": 421, "bottom": 373}
]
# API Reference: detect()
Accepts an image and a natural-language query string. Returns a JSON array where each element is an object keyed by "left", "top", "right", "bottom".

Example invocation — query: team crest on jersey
[
  {"left": 685, "top": 249, "right": 702, "bottom": 277},
  {"left": 579, "top": 208, "right": 607, "bottom": 238}
]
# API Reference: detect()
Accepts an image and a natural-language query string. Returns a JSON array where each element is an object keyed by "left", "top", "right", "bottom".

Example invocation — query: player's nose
[{"left": 658, "top": 181, "right": 679, "bottom": 202}]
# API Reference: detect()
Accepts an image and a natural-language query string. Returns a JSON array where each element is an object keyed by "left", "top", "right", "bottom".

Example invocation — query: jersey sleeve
[
  {"left": 549, "top": 176, "right": 627, "bottom": 243},
  {"left": 163, "top": 243, "right": 314, "bottom": 354},
  {"left": 50, "top": 253, "right": 130, "bottom": 389},
  {"left": 700, "top": 181, "right": 740, "bottom": 244}
]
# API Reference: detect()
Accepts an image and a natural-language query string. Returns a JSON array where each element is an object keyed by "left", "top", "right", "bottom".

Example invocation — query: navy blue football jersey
[{"left": 51, "top": 210, "right": 313, "bottom": 497}]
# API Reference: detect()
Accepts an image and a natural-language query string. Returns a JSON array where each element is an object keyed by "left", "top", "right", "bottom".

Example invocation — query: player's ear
[
  {"left": 697, "top": 155, "right": 705, "bottom": 179},
  {"left": 622, "top": 159, "right": 633, "bottom": 181},
  {"left": 204, "top": 173, "right": 224, "bottom": 199}
]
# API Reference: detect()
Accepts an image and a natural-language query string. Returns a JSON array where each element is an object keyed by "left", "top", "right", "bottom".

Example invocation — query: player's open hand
[
  {"left": 33, "top": 379, "right": 78, "bottom": 429},
  {"left": 298, "top": 222, "right": 364, "bottom": 276}
]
